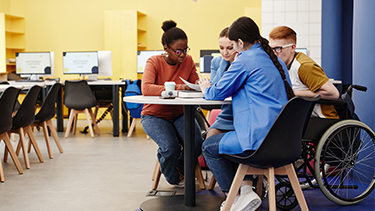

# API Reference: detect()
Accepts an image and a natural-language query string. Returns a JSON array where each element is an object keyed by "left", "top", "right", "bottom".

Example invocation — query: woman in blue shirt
[
  {"left": 207, "top": 27, "right": 237, "bottom": 138},
  {"left": 198, "top": 17, "right": 294, "bottom": 211}
]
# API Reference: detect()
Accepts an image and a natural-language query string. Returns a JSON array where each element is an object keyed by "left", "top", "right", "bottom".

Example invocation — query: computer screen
[
  {"left": 296, "top": 48, "right": 308, "bottom": 56},
  {"left": 199, "top": 50, "right": 221, "bottom": 73},
  {"left": 63, "top": 51, "right": 99, "bottom": 75},
  {"left": 137, "top": 50, "right": 165, "bottom": 73},
  {"left": 97, "top": 51, "right": 112, "bottom": 77},
  {"left": 16, "top": 52, "right": 54, "bottom": 77}
]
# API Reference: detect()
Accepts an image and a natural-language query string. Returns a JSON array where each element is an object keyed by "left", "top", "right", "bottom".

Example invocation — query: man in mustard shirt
[{"left": 269, "top": 26, "right": 340, "bottom": 118}]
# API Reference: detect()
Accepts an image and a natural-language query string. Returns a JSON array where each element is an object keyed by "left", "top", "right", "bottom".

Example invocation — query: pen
[{"left": 196, "top": 71, "right": 204, "bottom": 78}]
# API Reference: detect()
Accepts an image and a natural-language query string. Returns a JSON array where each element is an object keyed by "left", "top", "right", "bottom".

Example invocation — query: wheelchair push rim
[{"left": 315, "top": 120, "right": 375, "bottom": 205}]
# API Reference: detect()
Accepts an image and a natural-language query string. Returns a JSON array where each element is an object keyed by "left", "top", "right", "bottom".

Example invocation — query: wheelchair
[{"left": 275, "top": 85, "right": 375, "bottom": 210}]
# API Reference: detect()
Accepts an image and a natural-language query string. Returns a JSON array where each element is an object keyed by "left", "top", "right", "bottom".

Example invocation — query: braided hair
[{"left": 228, "top": 17, "right": 295, "bottom": 100}]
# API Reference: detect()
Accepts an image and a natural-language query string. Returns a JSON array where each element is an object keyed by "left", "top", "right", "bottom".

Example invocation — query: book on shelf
[{"left": 177, "top": 90, "right": 203, "bottom": 98}]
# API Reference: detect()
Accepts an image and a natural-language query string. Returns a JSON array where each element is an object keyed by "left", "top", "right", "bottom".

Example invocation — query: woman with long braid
[{"left": 198, "top": 16, "right": 293, "bottom": 211}]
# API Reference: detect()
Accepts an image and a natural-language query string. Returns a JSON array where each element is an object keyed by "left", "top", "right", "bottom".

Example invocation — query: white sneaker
[
  {"left": 174, "top": 178, "right": 185, "bottom": 188},
  {"left": 230, "top": 186, "right": 261, "bottom": 211},
  {"left": 219, "top": 195, "right": 239, "bottom": 211}
]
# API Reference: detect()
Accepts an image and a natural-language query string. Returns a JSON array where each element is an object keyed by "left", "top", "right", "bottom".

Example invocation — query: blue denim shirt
[{"left": 203, "top": 43, "right": 291, "bottom": 154}]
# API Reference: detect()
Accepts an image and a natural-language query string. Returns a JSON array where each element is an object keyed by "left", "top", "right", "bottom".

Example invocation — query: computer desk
[{"left": 9, "top": 80, "right": 125, "bottom": 137}]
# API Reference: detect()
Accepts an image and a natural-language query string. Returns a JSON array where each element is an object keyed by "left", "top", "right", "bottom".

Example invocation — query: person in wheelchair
[
  {"left": 198, "top": 17, "right": 294, "bottom": 211},
  {"left": 269, "top": 26, "right": 340, "bottom": 119}
]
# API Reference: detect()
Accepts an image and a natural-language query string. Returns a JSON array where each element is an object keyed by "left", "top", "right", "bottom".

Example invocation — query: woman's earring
[{"left": 165, "top": 52, "right": 169, "bottom": 57}]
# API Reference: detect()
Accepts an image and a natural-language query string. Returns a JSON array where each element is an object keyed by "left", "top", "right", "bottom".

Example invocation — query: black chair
[
  {"left": 31, "top": 83, "right": 63, "bottom": 159},
  {"left": 64, "top": 80, "right": 100, "bottom": 138},
  {"left": 4, "top": 85, "right": 44, "bottom": 169},
  {"left": 0, "top": 87, "right": 23, "bottom": 181},
  {"left": 221, "top": 96, "right": 319, "bottom": 211}
]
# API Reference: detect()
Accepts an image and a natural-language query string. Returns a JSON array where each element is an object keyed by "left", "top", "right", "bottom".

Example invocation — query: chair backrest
[
  {"left": 0, "top": 87, "right": 21, "bottom": 134},
  {"left": 64, "top": 80, "right": 97, "bottom": 110},
  {"left": 35, "top": 83, "right": 62, "bottom": 122},
  {"left": 232, "top": 96, "right": 319, "bottom": 168},
  {"left": 12, "top": 85, "right": 42, "bottom": 129}
]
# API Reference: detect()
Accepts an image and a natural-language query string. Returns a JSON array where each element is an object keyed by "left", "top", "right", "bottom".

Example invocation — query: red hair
[{"left": 269, "top": 26, "right": 297, "bottom": 44}]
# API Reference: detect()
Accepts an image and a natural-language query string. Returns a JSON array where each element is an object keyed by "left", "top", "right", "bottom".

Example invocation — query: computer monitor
[
  {"left": 296, "top": 48, "right": 308, "bottom": 56},
  {"left": 97, "top": 51, "right": 112, "bottom": 77},
  {"left": 137, "top": 50, "right": 165, "bottom": 73},
  {"left": 199, "top": 50, "right": 220, "bottom": 73},
  {"left": 16, "top": 51, "right": 54, "bottom": 81},
  {"left": 63, "top": 51, "right": 99, "bottom": 76}
]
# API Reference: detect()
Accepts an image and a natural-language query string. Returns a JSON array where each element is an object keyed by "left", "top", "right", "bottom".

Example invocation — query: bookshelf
[
  {"left": 0, "top": 13, "right": 25, "bottom": 80},
  {"left": 104, "top": 10, "right": 147, "bottom": 80}
]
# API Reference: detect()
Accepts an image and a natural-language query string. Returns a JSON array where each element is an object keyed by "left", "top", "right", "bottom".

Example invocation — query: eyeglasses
[
  {"left": 169, "top": 47, "right": 190, "bottom": 56},
  {"left": 271, "top": 43, "right": 294, "bottom": 53}
]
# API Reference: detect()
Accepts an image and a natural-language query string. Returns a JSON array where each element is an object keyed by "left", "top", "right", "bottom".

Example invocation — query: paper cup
[{"left": 164, "top": 81, "right": 176, "bottom": 91}]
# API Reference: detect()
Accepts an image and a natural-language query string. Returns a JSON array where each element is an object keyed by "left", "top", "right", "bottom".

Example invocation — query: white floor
[{"left": 0, "top": 120, "right": 214, "bottom": 211}]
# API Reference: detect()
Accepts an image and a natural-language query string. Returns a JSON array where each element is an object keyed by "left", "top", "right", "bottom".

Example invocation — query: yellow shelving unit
[
  {"left": 0, "top": 13, "right": 25, "bottom": 80},
  {"left": 104, "top": 10, "right": 147, "bottom": 80}
]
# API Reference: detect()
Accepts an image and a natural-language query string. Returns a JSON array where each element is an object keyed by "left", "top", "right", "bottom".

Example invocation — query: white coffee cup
[{"left": 164, "top": 81, "right": 176, "bottom": 91}]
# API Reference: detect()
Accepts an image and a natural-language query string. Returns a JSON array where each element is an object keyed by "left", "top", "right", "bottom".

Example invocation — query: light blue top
[
  {"left": 209, "top": 56, "right": 234, "bottom": 131},
  {"left": 203, "top": 43, "right": 291, "bottom": 155}
]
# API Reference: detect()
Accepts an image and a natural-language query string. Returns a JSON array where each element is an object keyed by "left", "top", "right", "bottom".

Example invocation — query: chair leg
[
  {"left": 84, "top": 109, "right": 95, "bottom": 138},
  {"left": 1, "top": 133, "right": 23, "bottom": 174},
  {"left": 46, "top": 120, "right": 63, "bottom": 153},
  {"left": 65, "top": 109, "right": 77, "bottom": 138},
  {"left": 152, "top": 160, "right": 162, "bottom": 190},
  {"left": 267, "top": 167, "right": 276, "bottom": 211},
  {"left": 25, "top": 126, "right": 44, "bottom": 163},
  {"left": 127, "top": 119, "right": 137, "bottom": 137},
  {"left": 41, "top": 121, "right": 53, "bottom": 158},
  {"left": 195, "top": 164, "right": 206, "bottom": 190},
  {"left": 152, "top": 159, "right": 160, "bottom": 181},
  {"left": 285, "top": 164, "right": 309, "bottom": 211},
  {"left": 222, "top": 164, "right": 249, "bottom": 211},
  {"left": 18, "top": 127, "right": 31, "bottom": 169},
  {"left": 88, "top": 108, "right": 100, "bottom": 135},
  {"left": 208, "top": 175, "right": 217, "bottom": 190},
  {"left": 72, "top": 113, "right": 78, "bottom": 135},
  {"left": 0, "top": 153, "right": 4, "bottom": 182}
]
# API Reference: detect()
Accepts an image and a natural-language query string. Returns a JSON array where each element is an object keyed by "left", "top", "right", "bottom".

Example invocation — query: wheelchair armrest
[{"left": 316, "top": 98, "right": 347, "bottom": 106}]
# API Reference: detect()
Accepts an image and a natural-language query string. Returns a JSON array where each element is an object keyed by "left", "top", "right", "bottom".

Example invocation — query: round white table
[{"left": 123, "top": 95, "right": 231, "bottom": 210}]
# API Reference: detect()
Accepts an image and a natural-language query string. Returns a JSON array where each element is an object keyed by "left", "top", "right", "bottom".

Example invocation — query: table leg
[
  {"left": 56, "top": 86, "right": 63, "bottom": 132},
  {"left": 112, "top": 84, "right": 119, "bottom": 137},
  {"left": 184, "top": 105, "right": 195, "bottom": 206}
]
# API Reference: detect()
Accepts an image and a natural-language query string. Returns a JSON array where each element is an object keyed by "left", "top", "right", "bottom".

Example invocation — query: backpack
[{"left": 124, "top": 79, "right": 143, "bottom": 118}]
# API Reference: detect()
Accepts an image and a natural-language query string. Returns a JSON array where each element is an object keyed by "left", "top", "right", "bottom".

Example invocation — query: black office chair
[
  {"left": 64, "top": 80, "right": 100, "bottom": 138},
  {"left": 31, "top": 83, "right": 63, "bottom": 159},
  {"left": 0, "top": 87, "right": 23, "bottom": 181},
  {"left": 221, "top": 96, "right": 319, "bottom": 211},
  {"left": 4, "top": 85, "right": 44, "bottom": 169}
]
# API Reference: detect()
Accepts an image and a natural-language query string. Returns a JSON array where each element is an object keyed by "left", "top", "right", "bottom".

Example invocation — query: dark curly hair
[{"left": 161, "top": 20, "right": 187, "bottom": 47}]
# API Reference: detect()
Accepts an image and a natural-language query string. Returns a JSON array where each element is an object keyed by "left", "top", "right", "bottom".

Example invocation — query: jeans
[
  {"left": 202, "top": 133, "right": 254, "bottom": 193},
  {"left": 141, "top": 114, "right": 203, "bottom": 185}
]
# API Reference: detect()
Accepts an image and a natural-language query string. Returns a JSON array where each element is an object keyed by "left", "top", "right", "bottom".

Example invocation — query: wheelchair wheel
[
  {"left": 315, "top": 120, "right": 375, "bottom": 205},
  {"left": 275, "top": 182, "right": 298, "bottom": 210}
]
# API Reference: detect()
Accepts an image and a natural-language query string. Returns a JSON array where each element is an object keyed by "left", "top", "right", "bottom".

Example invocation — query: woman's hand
[
  {"left": 179, "top": 84, "right": 191, "bottom": 90},
  {"left": 198, "top": 77, "right": 211, "bottom": 94}
]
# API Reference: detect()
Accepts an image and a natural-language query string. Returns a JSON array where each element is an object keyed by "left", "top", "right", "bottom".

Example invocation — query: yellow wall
[{"left": 3, "top": 0, "right": 261, "bottom": 80}]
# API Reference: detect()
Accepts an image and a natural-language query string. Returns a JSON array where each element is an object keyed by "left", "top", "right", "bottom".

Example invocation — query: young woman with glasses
[
  {"left": 198, "top": 17, "right": 294, "bottom": 211},
  {"left": 141, "top": 20, "right": 202, "bottom": 187}
]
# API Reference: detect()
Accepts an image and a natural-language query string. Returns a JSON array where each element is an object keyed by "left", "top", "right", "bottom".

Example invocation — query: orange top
[{"left": 141, "top": 54, "right": 199, "bottom": 120}]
